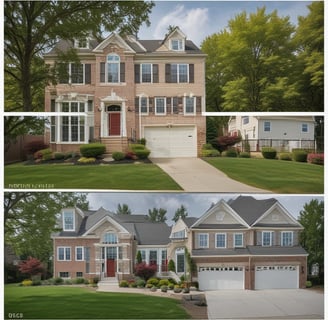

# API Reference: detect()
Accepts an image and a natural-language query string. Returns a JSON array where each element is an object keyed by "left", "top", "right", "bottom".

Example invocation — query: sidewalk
[{"left": 151, "top": 158, "right": 270, "bottom": 193}]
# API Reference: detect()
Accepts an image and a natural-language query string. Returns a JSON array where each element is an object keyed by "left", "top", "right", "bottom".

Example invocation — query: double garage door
[
  {"left": 144, "top": 126, "right": 197, "bottom": 158},
  {"left": 198, "top": 265, "right": 299, "bottom": 290}
]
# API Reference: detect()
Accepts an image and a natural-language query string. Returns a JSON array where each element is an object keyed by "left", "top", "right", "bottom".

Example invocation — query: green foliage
[
  {"left": 54, "top": 277, "right": 64, "bottom": 285},
  {"left": 116, "top": 203, "right": 131, "bottom": 215},
  {"left": 159, "top": 279, "right": 169, "bottom": 287},
  {"left": 292, "top": 150, "right": 308, "bottom": 162},
  {"left": 34, "top": 148, "right": 53, "bottom": 161},
  {"left": 201, "top": 149, "right": 220, "bottom": 157},
  {"left": 172, "top": 205, "right": 188, "bottom": 223},
  {"left": 146, "top": 278, "right": 159, "bottom": 287},
  {"left": 130, "top": 144, "right": 146, "bottom": 151},
  {"left": 305, "top": 281, "right": 312, "bottom": 288},
  {"left": 168, "top": 259, "right": 176, "bottom": 272},
  {"left": 239, "top": 152, "right": 250, "bottom": 158},
  {"left": 148, "top": 207, "right": 167, "bottom": 222},
  {"left": 129, "top": 144, "right": 151, "bottom": 159},
  {"left": 112, "top": 152, "right": 125, "bottom": 161},
  {"left": 119, "top": 280, "right": 129, "bottom": 288},
  {"left": 261, "top": 147, "right": 277, "bottom": 159},
  {"left": 160, "top": 285, "right": 168, "bottom": 292},
  {"left": 72, "top": 278, "right": 85, "bottom": 284},
  {"left": 80, "top": 143, "right": 106, "bottom": 158},
  {"left": 21, "top": 279, "right": 33, "bottom": 286},
  {"left": 53, "top": 152, "right": 65, "bottom": 160},
  {"left": 77, "top": 157, "right": 96, "bottom": 164},
  {"left": 136, "top": 251, "right": 142, "bottom": 264},
  {"left": 222, "top": 149, "right": 238, "bottom": 157},
  {"left": 279, "top": 153, "right": 292, "bottom": 161},
  {"left": 136, "top": 279, "right": 146, "bottom": 288},
  {"left": 137, "top": 138, "right": 146, "bottom": 146}
]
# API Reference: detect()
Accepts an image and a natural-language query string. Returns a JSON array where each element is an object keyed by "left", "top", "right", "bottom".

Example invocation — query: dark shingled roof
[
  {"left": 182, "top": 217, "right": 199, "bottom": 228},
  {"left": 229, "top": 196, "right": 278, "bottom": 225},
  {"left": 195, "top": 224, "right": 247, "bottom": 229}
]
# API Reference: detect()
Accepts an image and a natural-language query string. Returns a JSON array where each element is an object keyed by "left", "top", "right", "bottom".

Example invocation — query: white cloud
[{"left": 153, "top": 4, "right": 209, "bottom": 45}]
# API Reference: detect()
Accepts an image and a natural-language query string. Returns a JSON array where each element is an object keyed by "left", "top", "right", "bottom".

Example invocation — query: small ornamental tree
[
  {"left": 134, "top": 262, "right": 157, "bottom": 281},
  {"left": 18, "top": 257, "right": 44, "bottom": 278},
  {"left": 136, "top": 251, "right": 142, "bottom": 264},
  {"left": 168, "top": 259, "right": 176, "bottom": 272},
  {"left": 211, "top": 135, "right": 242, "bottom": 153}
]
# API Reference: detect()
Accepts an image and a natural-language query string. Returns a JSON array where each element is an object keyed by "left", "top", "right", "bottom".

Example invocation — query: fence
[{"left": 238, "top": 139, "right": 316, "bottom": 153}]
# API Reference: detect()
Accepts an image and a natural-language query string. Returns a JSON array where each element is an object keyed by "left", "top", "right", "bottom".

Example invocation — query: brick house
[
  {"left": 53, "top": 196, "right": 307, "bottom": 290},
  {"left": 44, "top": 27, "right": 206, "bottom": 157}
]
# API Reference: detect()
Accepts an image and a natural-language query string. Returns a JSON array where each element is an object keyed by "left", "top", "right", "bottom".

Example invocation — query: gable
[{"left": 93, "top": 33, "right": 135, "bottom": 53}]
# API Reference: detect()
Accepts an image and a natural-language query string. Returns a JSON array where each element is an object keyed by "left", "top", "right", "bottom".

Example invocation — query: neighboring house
[
  {"left": 228, "top": 116, "right": 316, "bottom": 152},
  {"left": 44, "top": 27, "right": 206, "bottom": 157},
  {"left": 53, "top": 196, "right": 307, "bottom": 290}
]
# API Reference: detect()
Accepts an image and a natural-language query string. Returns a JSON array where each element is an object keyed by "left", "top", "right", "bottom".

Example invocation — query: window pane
[
  {"left": 76, "top": 247, "right": 83, "bottom": 260},
  {"left": 149, "top": 250, "right": 157, "bottom": 265},
  {"left": 216, "top": 234, "right": 226, "bottom": 248},
  {"left": 185, "top": 97, "right": 194, "bottom": 113},
  {"left": 264, "top": 122, "right": 271, "bottom": 132},
  {"left": 71, "top": 116, "right": 78, "bottom": 142},
  {"left": 155, "top": 98, "right": 165, "bottom": 114},
  {"left": 179, "top": 64, "right": 188, "bottom": 82},
  {"left": 65, "top": 247, "right": 71, "bottom": 260},
  {"left": 62, "top": 102, "right": 69, "bottom": 112},
  {"left": 58, "top": 248, "right": 64, "bottom": 260},
  {"left": 140, "top": 97, "right": 148, "bottom": 113},
  {"left": 64, "top": 211, "right": 74, "bottom": 230},
  {"left": 177, "top": 254, "right": 184, "bottom": 272},
  {"left": 71, "top": 63, "right": 84, "bottom": 83},
  {"left": 141, "top": 64, "right": 152, "bottom": 83},
  {"left": 170, "top": 64, "right": 178, "bottom": 83},
  {"left": 108, "top": 63, "right": 119, "bottom": 82},
  {"left": 234, "top": 234, "right": 243, "bottom": 247}
]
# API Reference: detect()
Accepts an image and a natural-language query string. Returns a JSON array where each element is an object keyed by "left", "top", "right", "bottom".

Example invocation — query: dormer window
[
  {"left": 103, "top": 232, "right": 118, "bottom": 244},
  {"left": 63, "top": 210, "right": 74, "bottom": 231},
  {"left": 171, "top": 38, "right": 184, "bottom": 51},
  {"left": 74, "top": 37, "right": 89, "bottom": 49}
]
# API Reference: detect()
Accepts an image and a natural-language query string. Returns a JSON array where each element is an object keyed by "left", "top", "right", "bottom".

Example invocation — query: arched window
[
  {"left": 107, "top": 54, "right": 120, "bottom": 83},
  {"left": 103, "top": 232, "right": 117, "bottom": 244}
]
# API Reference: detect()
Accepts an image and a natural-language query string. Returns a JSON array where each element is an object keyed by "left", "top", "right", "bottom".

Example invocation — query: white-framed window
[
  {"left": 155, "top": 97, "right": 166, "bottom": 115},
  {"left": 107, "top": 54, "right": 120, "bottom": 83},
  {"left": 141, "top": 63, "right": 152, "bottom": 83},
  {"left": 75, "top": 247, "right": 84, "bottom": 261},
  {"left": 302, "top": 123, "right": 309, "bottom": 133},
  {"left": 264, "top": 121, "right": 271, "bottom": 132},
  {"left": 216, "top": 233, "right": 226, "bottom": 248},
  {"left": 262, "top": 231, "right": 273, "bottom": 246},
  {"left": 234, "top": 233, "right": 243, "bottom": 247},
  {"left": 281, "top": 231, "right": 293, "bottom": 246},
  {"left": 242, "top": 116, "right": 249, "bottom": 125},
  {"left": 58, "top": 247, "right": 71, "bottom": 261},
  {"left": 198, "top": 233, "right": 208, "bottom": 248},
  {"left": 70, "top": 63, "right": 84, "bottom": 84},
  {"left": 184, "top": 96, "right": 195, "bottom": 115},
  {"left": 171, "top": 230, "right": 186, "bottom": 239},
  {"left": 171, "top": 38, "right": 184, "bottom": 51},
  {"left": 171, "top": 64, "right": 188, "bottom": 83},
  {"left": 63, "top": 210, "right": 74, "bottom": 231},
  {"left": 59, "top": 272, "right": 70, "bottom": 278},
  {"left": 74, "top": 37, "right": 89, "bottom": 49},
  {"left": 103, "top": 232, "right": 118, "bottom": 244},
  {"left": 140, "top": 97, "right": 149, "bottom": 114}
]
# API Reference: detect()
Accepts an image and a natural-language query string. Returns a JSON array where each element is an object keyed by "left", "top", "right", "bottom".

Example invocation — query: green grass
[
  {"left": 4, "top": 285, "right": 190, "bottom": 319},
  {"left": 205, "top": 157, "right": 324, "bottom": 193},
  {"left": 4, "top": 163, "right": 182, "bottom": 190}
]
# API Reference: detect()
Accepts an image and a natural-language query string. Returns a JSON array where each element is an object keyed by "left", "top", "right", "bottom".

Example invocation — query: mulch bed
[{"left": 24, "top": 158, "right": 152, "bottom": 165}]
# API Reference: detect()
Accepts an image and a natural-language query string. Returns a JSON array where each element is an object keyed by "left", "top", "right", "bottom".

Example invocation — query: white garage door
[
  {"left": 198, "top": 267, "right": 244, "bottom": 290},
  {"left": 255, "top": 266, "right": 299, "bottom": 290},
  {"left": 144, "top": 126, "right": 197, "bottom": 158}
]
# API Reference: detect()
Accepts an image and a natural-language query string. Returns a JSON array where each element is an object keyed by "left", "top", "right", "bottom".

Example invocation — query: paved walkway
[{"left": 151, "top": 158, "right": 270, "bottom": 193}]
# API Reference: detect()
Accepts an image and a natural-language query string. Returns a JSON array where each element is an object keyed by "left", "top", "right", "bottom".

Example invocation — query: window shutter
[
  {"left": 189, "top": 64, "right": 194, "bottom": 83},
  {"left": 165, "top": 64, "right": 171, "bottom": 83},
  {"left": 196, "top": 96, "right": 202, "bottom": 113},
  {"left": 166, "top": 97, "right": 171, "bottom": 114},
  {"left": 100, "top": 62, "right": 105, "bottom": 83},
  {"left": 58, "top": 63, "right": 69, "bottom": 84},
  {"left": 134, "top": 64, "right": 140, "bottom": 83},
  {"left": 256, "top": 231, "right": 262, "bottom": 245},
  {"left": 135, "top": 97, "right": 139, "bottom": 113},
  {"left": 153, "top": 64, "right": 159, "bottom": 83},
  {"left": 149, "top": 97, "right": 154, "bottom": 114},
  {"left": 51, "top": 99, "right": 56, "bottom": 112},
  {"left": 120, "top": 62, "right": 125, "bottom": 82},
  {"left": 271, "top": 231, "right": 275, "bottom": 246},
  {"left": 85, "top": 64, "right": 91, "bottom": 84},
  {"left": 173, "top": 97, "right": 179, "bottom": 114}
]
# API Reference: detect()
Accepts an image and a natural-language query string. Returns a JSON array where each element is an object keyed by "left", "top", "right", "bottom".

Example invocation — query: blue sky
[
  {"left": 138, "top": 1, "right": 313, "bottom": 46},
  {"left": 87, "top": 193, "right": 323, "bottom": 224}
]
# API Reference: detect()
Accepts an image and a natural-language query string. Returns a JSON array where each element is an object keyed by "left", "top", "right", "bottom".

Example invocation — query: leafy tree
[
  {"left": 172, "top": 205, "right": 188, "bottom": 223},
  {"left": 4, "top": 1, "right": 154, "bottom": 111},
  {"left": 148, "top": 208, "right": 167, "bottom": 222},
  {"left": 136, "top": 251, "right": 142, "bottom": 264},
  {"left": 116, "top": 203, "right": 131, "bottom": 215},
  {"left": 201, "top": 7, "right": 306, "bottom": 111},
  {"left": 168, "top": 259, "right": 176, "bottom": 272},
  {"left": 212, "top": 135, "right": 242, "bottom": 153},
  {"left": 19, "top": 257, "right": 44, "bottom": 278},
  {"left": 4, "top": 192, "right": 89, "bottom": 264},
  {"left": 298, "top": 199, "right": 324, "bottom": 277}
]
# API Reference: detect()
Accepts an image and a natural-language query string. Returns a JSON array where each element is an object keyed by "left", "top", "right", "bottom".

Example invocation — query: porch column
[
  {"left": 122, "top": 102, "right": 127, "bottom": 137},
  {"left": 100, "top": 102, "right": 105, "bottom": 137}
]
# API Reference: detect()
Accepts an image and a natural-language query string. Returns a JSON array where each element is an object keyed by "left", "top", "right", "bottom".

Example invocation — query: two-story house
[
  {"left": 53, "top": 196, "right": 307, "bottom": 290},
  {"left": 228, "top": 116, "right": 315, "bottom": 152},
  {"left": 44, "top": 27, "right": 206, "bottom": 157}
]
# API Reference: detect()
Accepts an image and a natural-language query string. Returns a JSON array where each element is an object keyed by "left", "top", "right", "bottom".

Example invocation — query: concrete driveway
[
  {"left": 151, "top": 158, "right": 269, "bottom": 193},
  {"left": 205, "top": 289, "right": 324, "bottom": 319}
]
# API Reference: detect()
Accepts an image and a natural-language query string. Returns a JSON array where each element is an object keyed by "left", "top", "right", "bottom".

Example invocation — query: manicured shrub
[
  {"left": 80, "top": 143, "right": 106, "bottom": 158},
  {"left": 279, "top": 153, "right": 292, "bottom": 161},
  {"left": 53, "top": 277, "right": 64, "bottom": 285},
  {"left": 261, "top": 147, "right": 277, "bottom": 159},
  {"left": 159, "top": 279, "right": 169, "bottom": 287},
  {"left": 306, "top": 280, "right": 312, "bottom": 288},
  {"left": 112, "top": 151, "right": 125, "bottom": 161},
  {"left": 21, "top": 279, "right": 33, "bottom": 286},
  {"left": 161, "top": 285, "right": 168, "bottom": 292},
  {"left": 201, "top": 149, "right": 220, "bottom": 157},
  {"left": 239, "top": 152, "right": 250, "bottom": 158},
  {"left": 134, "top": 148, "right": 151, "bottom": 159},
  {"left": 137, "top": 138, "right": 146, "bottom": 146},
  {"left": 119, "top": 280, "right": 129, "bottom": 287},
  {"left": 72, "top": 277, "right": 85, "bottom": 284},
  {"left": 168, "top": 259, "right": 176, "bottom": 272},
  {"left": 92, "top": 277, "right": 99, "bottom": 284},
  {"left": 34, "top": 148, "right": 53, "bottom": 161},
  {"left": 222, "top": 149, "right": 238, "bottom": 157},
  {"left": 202, "top": 143, "right": 215, "bottom": 150},
  {"left": 64, "top": 279, "right": 72, "bottom": 285},
  {"left": 293, "top": 150, "right": 308, "bottom": 162},
  {"left": 150, "top": 286, "right": 157, "bottom": 292},
  {"left": 77, "top": 157, "right": 96, "bottom": 164},
  {"left": 130, "top": 144, "right": 146, "bottom": 151},
  {"left": 136, "top": 279, "right": 146, "bottom": 288},
  {"left": 173, "top": 285, "right": 182, "bottom": 293},
  {"left": 307, "top": 153, "right": 324, "bottom": 165},
  {"left": 168, "top": 283, "right": 175, "bottom": 290},
  {"left": 147, "top": 278, "right": 159, "bottom": 287},
  {"left": 54, "top": 152, "right": 65, "bottom": 160},
  {"left": 129, "top": 281, "right": 138, "bottom": 288}
]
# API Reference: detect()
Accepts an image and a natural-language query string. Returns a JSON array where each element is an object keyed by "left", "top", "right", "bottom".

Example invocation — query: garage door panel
[
  {"left": 199, "top": 268, "right": 244, "bottom": 290},
  {"left": 144, "top": 126, "right": 197, "bottom": 158},
  {"left": 255, "top": 266, "right": 298, "bottom": 290}
]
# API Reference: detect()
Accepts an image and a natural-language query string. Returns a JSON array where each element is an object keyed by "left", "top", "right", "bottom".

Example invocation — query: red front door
[
  {"left": 108, "top": 113, "right": 121, "bottom": 135},
  {"left": 106, "top": 259, "right": 116, "bottom": 277}
]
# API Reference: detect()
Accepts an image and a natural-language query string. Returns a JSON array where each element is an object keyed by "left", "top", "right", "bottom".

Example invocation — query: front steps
[
  {"left": 100, "top": 137, "right": 129, "bottom": 154},
  {"left": 97, "top": 277, "right": 119, "bottom": 292}
]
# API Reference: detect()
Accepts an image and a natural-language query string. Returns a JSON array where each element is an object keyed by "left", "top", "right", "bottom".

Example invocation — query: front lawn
[
  {"left": 4, "top": 163, "right": 182, "bottom": 190},
  {"left": 4, "top": 285, "right": 190, "bottom": 319},
  {"left": 205, "top": 157, "right": 324, "bottom": 193}
]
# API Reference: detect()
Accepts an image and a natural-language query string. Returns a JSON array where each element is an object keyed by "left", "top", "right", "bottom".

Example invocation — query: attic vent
[{"left": 216, "top": 211, "right": 225, "bottom": 221}]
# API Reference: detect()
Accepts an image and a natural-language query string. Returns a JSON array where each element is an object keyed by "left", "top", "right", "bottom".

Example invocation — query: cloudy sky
[
  {"left": 87, "top": 193, "right": 323, "bottom": 225},
  {"left": 138, "top": 1, "right": 313, "bottom": 46}
]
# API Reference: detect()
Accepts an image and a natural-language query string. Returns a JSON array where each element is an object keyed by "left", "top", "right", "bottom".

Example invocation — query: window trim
[
  {"left": 75, "top": 246, "right": 84, "bottom": 261},
  {"left": 264, "top": 121, "right": 271, "bottom": 132},
  {"left": 301, "top": 123, "right": 309, "bottom": 133},
  {"left": 74, "top": 37, "right": 89, "bottom": 49},
  {"left": 281, "top": 231, "right": 293, "bottom": 247},
  {"left": 58, "top": 247, "right": 71, "bottom": 261},
  {"left": 62, "top": 210, "right": 75, "bottom": 231},
  {"left": 140, "top": 63, "right": 153, "bottom": 83},
  {"left": 234, "top": 233, "right": 244, "bottom": 248},
  {"left": 262, "top": 231, "right": 273, "bottom": 246},
  {"left": 198, "top": 233, "right": 209, "bottom": 248},
  {"left": 107, "top": 53, "right": 120, "bottom": 83},
  {"left": 155, "top": 97, "right": 166, "bottom": 115},
  {"left": 184, "top": 96, "right": 196, "bottom": 115},
  {"left": 215, "top": 233, "right": 227, "bottom": 249},
  {"left": 171, "top": 63, "right": 189, "bottom": 83},
  {"left": 170, "top": 38, "right": 184, "bottom": 51},
  {"left": 140, "top": 96, "right": 149, "bottom": 115}
]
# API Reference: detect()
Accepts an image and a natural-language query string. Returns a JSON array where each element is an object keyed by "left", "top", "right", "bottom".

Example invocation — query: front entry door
[
  {"left": 106, "top": 259, "right": 116, "bottom": 277},
  {"left": 108, "top": 113, "right": 121, "bottom": 135}
]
